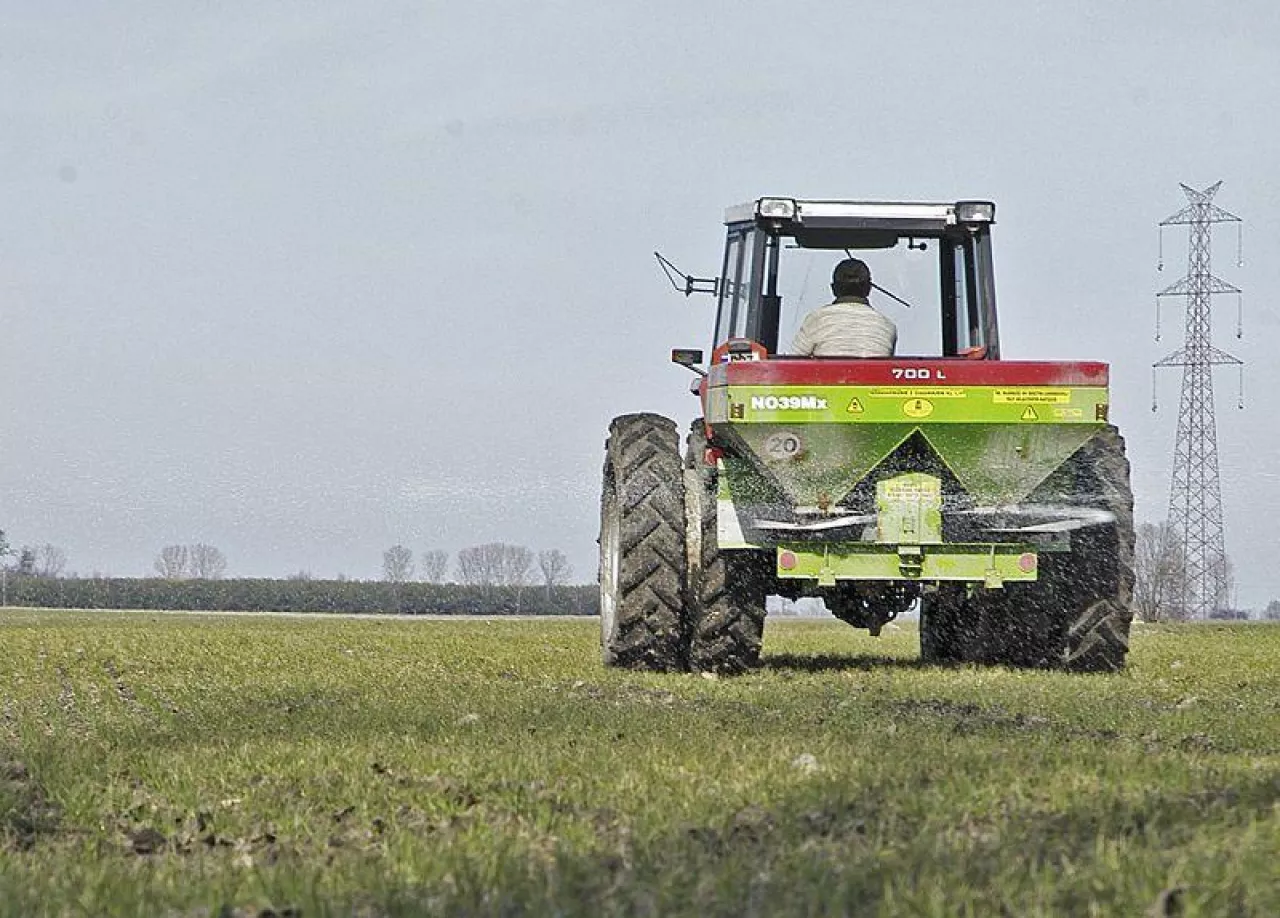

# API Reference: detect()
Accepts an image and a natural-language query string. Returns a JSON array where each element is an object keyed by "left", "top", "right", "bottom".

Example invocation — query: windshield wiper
[
  {"left": 841, "top": 248, "right": 915, "bottom": 309},
  {"left": 870, "top": 281, "right": 915, "bottom": 310}
]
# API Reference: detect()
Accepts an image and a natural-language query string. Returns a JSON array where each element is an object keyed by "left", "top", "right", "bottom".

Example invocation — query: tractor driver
[{"left": 791, "top": 258, "right": 898, "bottom": 358}]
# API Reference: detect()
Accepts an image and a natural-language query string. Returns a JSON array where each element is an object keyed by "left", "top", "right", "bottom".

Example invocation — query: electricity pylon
[{"left": 1154, "top": 181, "right": 1244, "bottom": 617}]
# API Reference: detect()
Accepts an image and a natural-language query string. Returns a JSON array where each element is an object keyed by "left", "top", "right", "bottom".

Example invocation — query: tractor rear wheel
[
  {"left": 1034, "top": 425, "right": 1135, "bottom": 671},
  {"left": 599, "top": 414, "right": 688, "bottom": 671},
  {"left": 685, "top": 419, "right": 769, "bottom": 674},
  {"left": 918, "top": 427, "right": 1135, "bottom": 671},
  {"left": 971, "top": 426, "right": 1135, "bottom": 671}
]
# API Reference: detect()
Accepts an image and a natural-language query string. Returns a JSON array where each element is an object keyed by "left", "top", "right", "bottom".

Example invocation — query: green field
[{"left": 1, "top": 611, "right": 1277, "bottom": 917}]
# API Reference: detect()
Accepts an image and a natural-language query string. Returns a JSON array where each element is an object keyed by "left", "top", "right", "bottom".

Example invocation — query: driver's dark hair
[{"left": 831, "top": 258, "right": 872, "bottom": 299}]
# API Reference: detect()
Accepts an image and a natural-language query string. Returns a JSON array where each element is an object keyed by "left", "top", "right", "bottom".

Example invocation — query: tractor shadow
[{"left": 761, "top": 653, "right": 935, "bottom": 673}]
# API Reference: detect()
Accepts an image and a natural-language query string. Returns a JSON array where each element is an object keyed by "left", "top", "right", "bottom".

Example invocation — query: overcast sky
[{"left": 2, "top": 2, "right": 1278, "bottom": 606}]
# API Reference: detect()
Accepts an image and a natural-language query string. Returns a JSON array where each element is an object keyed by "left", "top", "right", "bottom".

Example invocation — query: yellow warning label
[
  {"left": 993, "top": 388, "right": 1071, "bottom": 404},
  {"left": 869, "top": 387, "right": 967, "bottom": 398},
  {"left": 903, "top": 399, "right": 934, "bottom": 419},
  {"left": 1020, "top": 406, "right": 1039, "bottom": 421},
  {"left": 847, "top": 398, "right": 865, "bottom": 413}
]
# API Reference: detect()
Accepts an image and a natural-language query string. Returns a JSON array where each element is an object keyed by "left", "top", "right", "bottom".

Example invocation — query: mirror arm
[
  {"left": 655, "top": 252, "right": 719, "bottom": 297},
  {"left": 671, "top": 348, "right": 708, "bottom": 377}
]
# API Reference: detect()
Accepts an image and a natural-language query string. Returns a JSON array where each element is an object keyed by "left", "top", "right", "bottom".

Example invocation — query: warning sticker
[
  {"left": 883, "top": 477, "right": 941, "bottom": 501},
  {"left": 1020, "top": 406, "right": 1039, "bottom": 421},
  {"left": 847, "top": 398, "right": 865, "bottom": 413},
  {"left": 869, "top": 387, "right": 966, "bottom": 398},
  {"left": 903, "top": 399, "right": 935, "bottom": 419},
  {"left": 993, "top": 388, "right": 1071, "bottom": 404}
]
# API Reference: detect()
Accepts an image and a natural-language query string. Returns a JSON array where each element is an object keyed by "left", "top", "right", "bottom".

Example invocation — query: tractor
[{"left": 599, "top": 197, "right": 1134, "bottom": 673}]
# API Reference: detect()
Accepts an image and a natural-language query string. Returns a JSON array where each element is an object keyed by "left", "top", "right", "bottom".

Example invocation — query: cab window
[{"left": 713, "top": 228, "right": 752, "bottom": 347}]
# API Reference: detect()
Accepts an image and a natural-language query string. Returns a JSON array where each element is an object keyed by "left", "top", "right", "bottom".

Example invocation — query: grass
[{"left": 0, "top": 610, "right": 1277, "bottom": 917}]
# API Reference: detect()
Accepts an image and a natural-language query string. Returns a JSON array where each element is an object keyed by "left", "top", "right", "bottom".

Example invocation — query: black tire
[
  {"left": 684, "top": 419, "right": 769, "bottom": 674},
  {"left": 964, "top": 426, "right": 1136, "bottom": 671},
  {"left": 1041, "top": 425, "right": 1135, "bottom": 671},
  {"left": 599, "top": 414, "right": 688, "bottom": 671}
]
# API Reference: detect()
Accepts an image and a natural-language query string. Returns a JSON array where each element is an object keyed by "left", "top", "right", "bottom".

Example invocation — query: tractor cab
[{"left": 711, "top": 198, "right": 1001, "bottom": 361}]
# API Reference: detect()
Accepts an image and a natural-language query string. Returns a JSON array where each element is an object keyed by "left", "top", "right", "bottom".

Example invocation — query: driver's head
[{"left": 831, "top": 258, "right": 872, "bottom": 299}]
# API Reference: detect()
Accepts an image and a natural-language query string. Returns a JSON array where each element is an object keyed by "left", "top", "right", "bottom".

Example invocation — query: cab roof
[{"left": 723, "top": 197, "right": 995, "bottom": 236}]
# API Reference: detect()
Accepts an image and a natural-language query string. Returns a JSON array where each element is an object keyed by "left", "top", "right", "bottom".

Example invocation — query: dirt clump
[{"left": 1, "top": 756, "right": 60, "bottom": 851}]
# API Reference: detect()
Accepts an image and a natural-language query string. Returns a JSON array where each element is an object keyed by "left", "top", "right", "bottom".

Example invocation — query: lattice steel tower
[{"left": 1154, "top": 181, "right": 1244, "bottom": 617}]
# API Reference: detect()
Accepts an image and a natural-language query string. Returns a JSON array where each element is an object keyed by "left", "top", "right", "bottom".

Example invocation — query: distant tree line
[
  {"left": 0, "top": 529, "right": 593, "bottom": 615},
  {"left": 381, "top": 543, "right": 574, "bottom": 613},
  {"left": 2, "top": 576, "right": 597, "bottom": 616}
]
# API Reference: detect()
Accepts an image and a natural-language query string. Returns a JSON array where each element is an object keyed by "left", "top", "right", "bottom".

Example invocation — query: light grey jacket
[{"left": 790, "top": 298, "right": 898, "bottom": 358}]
